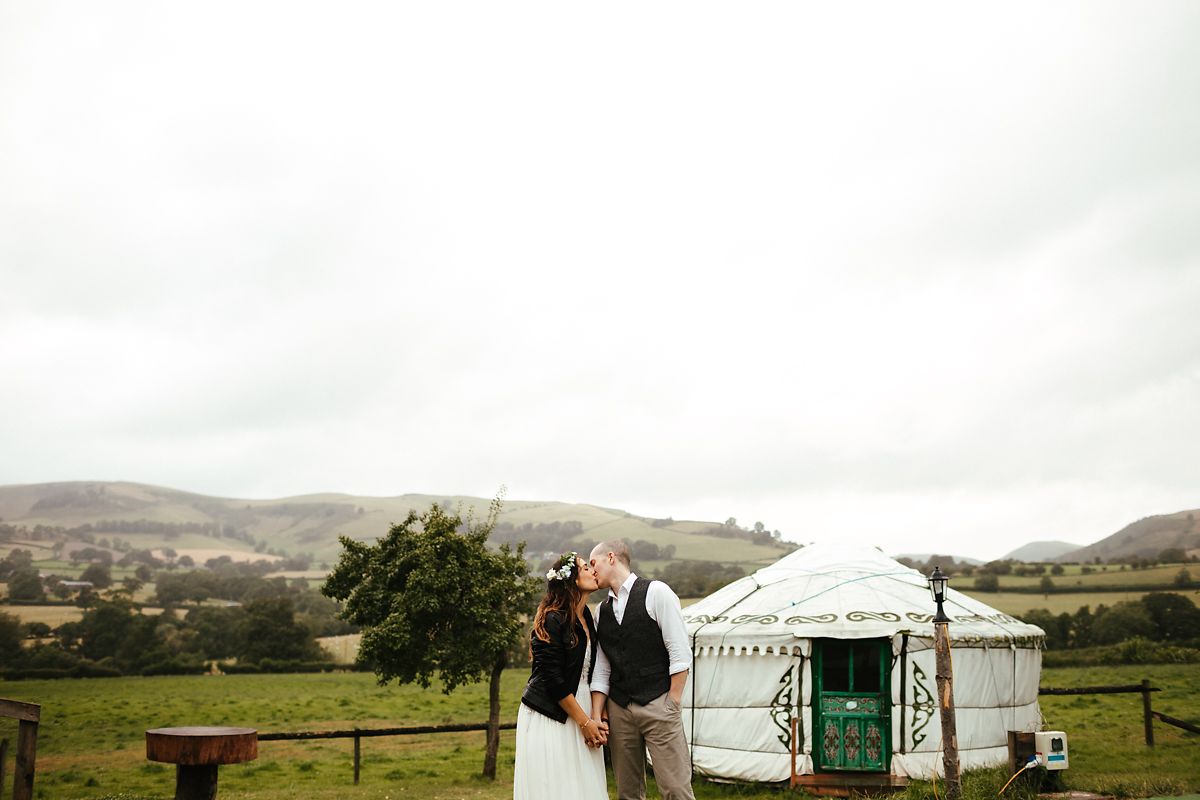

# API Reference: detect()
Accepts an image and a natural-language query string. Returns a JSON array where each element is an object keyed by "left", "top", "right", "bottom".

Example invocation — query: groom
[{"left": 589, "top": 539, "right": 695, "bottom": 800}]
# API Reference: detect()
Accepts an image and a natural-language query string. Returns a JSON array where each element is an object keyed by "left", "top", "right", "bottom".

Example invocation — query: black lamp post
[
  {"left": 927, "top": 565, "right": 961, "bottom": 799},
  {"left": 928, "top": 565, "right": 951, "bottom": 623}
]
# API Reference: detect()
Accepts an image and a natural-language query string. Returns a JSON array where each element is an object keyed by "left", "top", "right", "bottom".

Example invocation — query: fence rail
[
  {"left": 1039, "top": 679, "right": 1160, "bottom": 746},
  {"left": 1151, "top": 711, "right": 1200, "bottom": 735},
  {"left": 258, "top": 721, "right": 516, "bottom": 784}
]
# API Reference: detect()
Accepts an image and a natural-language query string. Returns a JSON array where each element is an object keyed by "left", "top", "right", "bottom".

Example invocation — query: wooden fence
[
  {"left": 1038, "top": 680, "right": 1162, "bottom": 745},
  {"left": 0, "top": 698, "right": 40, "bottom": 800},
  {"left": 258, "top": 721, "right": 516, "bottom": 784}
]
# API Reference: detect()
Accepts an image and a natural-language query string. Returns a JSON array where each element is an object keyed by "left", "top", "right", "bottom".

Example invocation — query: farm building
[{"left": 680, "top": 544, "right": 1045, "bottom": 786}]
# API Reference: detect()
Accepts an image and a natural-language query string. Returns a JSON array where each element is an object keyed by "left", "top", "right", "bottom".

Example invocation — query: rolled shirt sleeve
[
  {"left": 590, "top": 633, "right": 611, "bottom": 696},
  {"left": 646, "top": 580, "right": 692, "bottom": 675}
]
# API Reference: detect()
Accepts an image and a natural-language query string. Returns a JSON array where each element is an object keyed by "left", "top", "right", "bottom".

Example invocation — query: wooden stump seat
[{"left": 146, "top": 727, "right": 257, "bottom": 800}]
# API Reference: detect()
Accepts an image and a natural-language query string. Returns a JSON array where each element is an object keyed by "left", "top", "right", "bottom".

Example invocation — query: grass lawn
[{"left": 1, "top": 664, "right": 1196, "bottom": 799}]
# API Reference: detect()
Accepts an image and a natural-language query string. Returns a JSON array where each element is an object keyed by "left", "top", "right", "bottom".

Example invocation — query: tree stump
[{"left": 146, "top": 727, "right": 257, "bottom": 800}]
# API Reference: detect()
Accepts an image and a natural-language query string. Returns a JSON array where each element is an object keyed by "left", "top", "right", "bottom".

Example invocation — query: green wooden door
[{"left": 814, "top": 638, "right": 890, "bottom": 772}]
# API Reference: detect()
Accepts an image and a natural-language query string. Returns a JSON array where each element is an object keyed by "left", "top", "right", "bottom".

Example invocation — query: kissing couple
[{"left": 513, "top": 539, "right": 695, "bottom": 800}]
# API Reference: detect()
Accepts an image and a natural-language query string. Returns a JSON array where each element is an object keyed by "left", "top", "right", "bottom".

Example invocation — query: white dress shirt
[{"left": 590, "top": 572, "right": 691, "bottom": 698}]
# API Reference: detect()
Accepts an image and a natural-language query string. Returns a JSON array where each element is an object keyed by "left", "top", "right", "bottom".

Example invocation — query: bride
[{"left": 513, "top": 552, "right": 609, "bottom": 799}]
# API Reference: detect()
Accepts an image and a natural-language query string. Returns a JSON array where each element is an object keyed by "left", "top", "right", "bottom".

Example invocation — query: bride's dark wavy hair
[{"left": 530, "top": 555, "right": 586, "bottom": 657}]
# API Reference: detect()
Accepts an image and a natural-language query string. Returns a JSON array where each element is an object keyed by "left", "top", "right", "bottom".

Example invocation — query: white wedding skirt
[{"left": 513, "top": 650, "right": 607, "bottom": 799}]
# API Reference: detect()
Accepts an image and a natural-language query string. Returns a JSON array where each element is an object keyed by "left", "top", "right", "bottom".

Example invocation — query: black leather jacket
[{"left": 521, "top": 607, "right": 598, "bottom": 723}]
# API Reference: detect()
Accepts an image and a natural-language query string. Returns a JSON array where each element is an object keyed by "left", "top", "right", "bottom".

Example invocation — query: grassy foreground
[{"left": 0, "top": 664, "right": 1196, "bottom": 799}]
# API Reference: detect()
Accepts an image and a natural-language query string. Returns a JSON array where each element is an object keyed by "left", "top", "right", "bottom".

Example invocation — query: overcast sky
[{"left": 3, "top": 2, "right": 1199, "bottom": 560}]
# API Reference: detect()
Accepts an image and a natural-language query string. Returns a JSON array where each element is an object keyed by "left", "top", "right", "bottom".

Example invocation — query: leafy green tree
[
  {"left": 1039, "top": 576, "right": 1055, "bottom": 597},
  {"left": 1021, "top": 608, "right": 1069, "bottom": 649},
  {"left": 1070, "top": 605, "right": 1095, "bottom": 647},
  {"left": 323, "top": 499, "right": 538, "bottom": 779},
  {"left": 1174, "top": 568, "right": 1192, "bottom": 587},
  {"left": 184, "top": 606, "right": 246, "bottom": 659},
  {"left": 236, "top": 597, "right": 321, "bottom": 664},
  {"left": 8, "top": 566, "right": 45, "bottom": 601},
  {"left": 0, "top": 610, "right": 24, "bottom": 664},
  {"left": 79, "top": 562, "right": 113, "bottom": 588},
  {"left": 655, "top": 560, "right": 745, "bottom": 597},
  {"left": 1091, "top": 601, "right": 1154, "bottom": 645},
  {"left": 1158, "top": 547, "right": 1187, "bottom": 563},
  {"left": 973, "top": 573, "right": 1000, "bottom": 592},
  {"left": 1050, "top": 564, "right": 1065, "bottom": 576},
  {"left": 1141, "top": 593, "right": 1200, "bottom": 641},
  {"left": 77, "top": 598, "right": 136, "bottom": 660}
]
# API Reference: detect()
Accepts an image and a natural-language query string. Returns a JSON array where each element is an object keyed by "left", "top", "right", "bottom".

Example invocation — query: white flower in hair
[{"left": 547, "top": 551, "right": 578, "bottom": 582}]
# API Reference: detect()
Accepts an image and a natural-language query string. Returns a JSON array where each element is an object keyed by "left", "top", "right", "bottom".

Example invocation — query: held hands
[{"left": 579, "top": 717, "right": 609, "bottom": 748}]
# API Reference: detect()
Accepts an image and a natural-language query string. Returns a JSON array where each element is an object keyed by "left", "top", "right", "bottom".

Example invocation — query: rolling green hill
[
  {"left": 0, "top": 481, "right": 792, "bottom": 569},
  {"left": 1060, "top": 509, "right": 1200, "bottom": 562}
]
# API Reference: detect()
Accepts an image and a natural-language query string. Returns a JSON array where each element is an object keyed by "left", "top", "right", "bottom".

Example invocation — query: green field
[
  {"left": 960, "top": 589, "right": 1200, "bottom": 616},
  {"left": 983, "top": 564, "right": 1195, "bottom": 590},
  {"left": 1, "top": 663, "right": 1196, "bottom": 799}
]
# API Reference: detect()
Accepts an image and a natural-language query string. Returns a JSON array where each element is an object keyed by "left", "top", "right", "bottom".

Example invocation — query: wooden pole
[
  {"left": 1142, "top": 679, "right": 1154, "bottom": 747},
  {"left": 13, "top": 719, "right": 38, "bottom": 800},
  {"left": 353, "top": 730, "right": 360, "bottom": 785},
  {"left": 1, "top": 737, "right": 8, "bottom": 800},
  {"left": 934, "top": 621, "right": 961, "bottom": 800}
]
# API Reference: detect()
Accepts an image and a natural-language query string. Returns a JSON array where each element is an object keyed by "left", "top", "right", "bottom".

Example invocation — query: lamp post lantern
[{"left": 928, "top": 565, "right": 961, "bottom": 799}]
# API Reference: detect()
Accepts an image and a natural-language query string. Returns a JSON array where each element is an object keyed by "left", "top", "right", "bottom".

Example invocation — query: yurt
[{"left": 680, "top": 544, "right": 1044, "bottom": 785}]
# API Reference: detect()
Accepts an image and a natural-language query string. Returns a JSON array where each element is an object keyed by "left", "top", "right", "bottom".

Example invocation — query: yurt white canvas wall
[{"left": 680, "top": 545, "right": 1044, "bottom": 783}]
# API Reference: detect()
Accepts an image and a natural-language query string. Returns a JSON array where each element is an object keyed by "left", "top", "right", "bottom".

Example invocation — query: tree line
[{"left": 1022, "top": 593, "right": 1200, "bottom": 651}]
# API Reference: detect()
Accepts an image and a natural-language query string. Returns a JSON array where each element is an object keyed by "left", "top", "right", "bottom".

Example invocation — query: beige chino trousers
[{"left": 606, "top": 692, "right": 695, "bottom": 800}]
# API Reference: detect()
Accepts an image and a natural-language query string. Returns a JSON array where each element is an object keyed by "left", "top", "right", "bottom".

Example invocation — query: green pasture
[
  {"left": 2, "top": 663, "right": 1197, "bottom": 799},
  {"left": 1038, "top": 663, "right": 1200, "bottom": 797},
  {"left": 987, "top": 564, "right": 1194, "bottom": 590},
  {"left": 960, "top": 589, "right": 1200, "bottom": 616}
]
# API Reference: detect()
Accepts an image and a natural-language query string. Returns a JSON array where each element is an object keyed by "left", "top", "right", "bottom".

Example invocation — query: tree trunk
[{"left": 483, "top": 652, "right": 506, "bottom": 779}]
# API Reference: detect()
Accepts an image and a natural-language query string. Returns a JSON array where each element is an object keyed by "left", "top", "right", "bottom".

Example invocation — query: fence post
[
  {"left": 1, "top": 737, "right": 8, "bottom": 800},
  {"left": 1142, "top": 679, "right": 1154, "bottom": 747},
  {"left": 353, "top": 729, "right": 360, "bottom": 785},
  {"left": 14, "top": 719, "right": 38, "bottom": 800}
]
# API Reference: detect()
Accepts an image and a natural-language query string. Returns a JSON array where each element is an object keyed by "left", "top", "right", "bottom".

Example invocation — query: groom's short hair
[{"left": 597, "top": 539, "right": 631, "bottom": 567}]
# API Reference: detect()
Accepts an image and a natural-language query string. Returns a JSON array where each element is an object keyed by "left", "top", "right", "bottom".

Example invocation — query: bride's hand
[{"left": 580, "top": 718, "right": 605, "bottom": 747}]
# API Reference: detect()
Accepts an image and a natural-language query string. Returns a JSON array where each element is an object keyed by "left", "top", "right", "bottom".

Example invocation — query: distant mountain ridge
[
  {"left": 1058, "top": 509, "right": 1200, "bottom": 562},
  {"left": 1002, "top": 541, "right": 1081, "bottom": 562},
  {"left": 0, "top": 481, "right": 792, "bottom": 569},
  {"left": 893, "top": 552, "right": 983, "bottom": 566}
]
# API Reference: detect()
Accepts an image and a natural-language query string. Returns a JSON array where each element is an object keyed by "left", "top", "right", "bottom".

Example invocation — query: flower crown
[{"left": 546, "top": 551, "right": 578, "bottom": 582}]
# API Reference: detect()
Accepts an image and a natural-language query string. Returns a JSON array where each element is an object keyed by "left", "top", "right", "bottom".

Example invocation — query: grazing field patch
[{"left": 959, "top": 589, "right": 1199, "bottom": 616}]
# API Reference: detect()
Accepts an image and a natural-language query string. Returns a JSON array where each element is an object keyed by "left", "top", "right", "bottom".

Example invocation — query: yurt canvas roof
[{"left": 684, "top": 544, "right": 1044, "bottom": 649}]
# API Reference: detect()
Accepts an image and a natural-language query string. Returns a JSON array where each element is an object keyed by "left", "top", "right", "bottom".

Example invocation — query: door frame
[{"left": 811, "top": 637, "right": 892, "bottom": 773}]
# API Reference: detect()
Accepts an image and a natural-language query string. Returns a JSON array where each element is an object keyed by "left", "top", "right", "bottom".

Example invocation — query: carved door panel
[{"left": 814, "top": 639, "right": 889, "bottom": 772}]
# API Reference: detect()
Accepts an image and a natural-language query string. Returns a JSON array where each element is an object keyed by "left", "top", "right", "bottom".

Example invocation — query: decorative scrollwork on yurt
[
  {"left": 906, "top": 611, "right": 933, "bottom": 623},
  {"left": 910, "top": 662, "right": 935, "bottom": 747},
  {"left": 732, "top": 613, "right": 779, "bottom": 625},
  {"left": 846, "top": 610, "right": 901, "bottom": 622},
  {"left": 769, "top": 664, "right": 795, "bottom": 749},
  {"left": 783, "top": 613, "right": 837, "bottom": 624}
]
